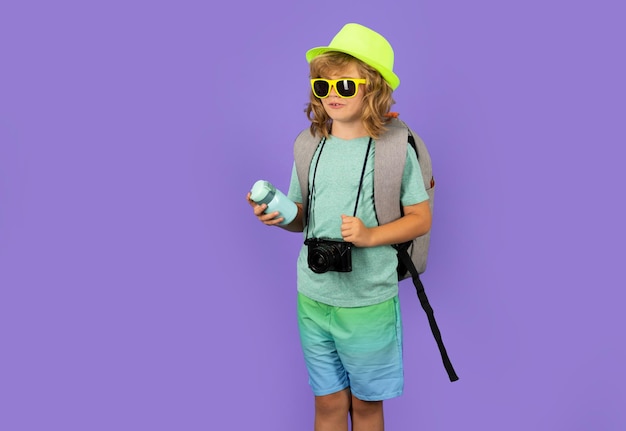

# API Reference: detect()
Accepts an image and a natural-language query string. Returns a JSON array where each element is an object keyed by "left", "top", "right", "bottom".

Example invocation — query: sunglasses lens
[
  {"left": 336, "top": 79, "right": 356, "bottom": 97},
  {"left": 313, "top": 80, "right": 330, "bottom": 98}
]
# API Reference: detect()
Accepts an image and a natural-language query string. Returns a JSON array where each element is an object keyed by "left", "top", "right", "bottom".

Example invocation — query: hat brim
[{"left": 306, "top": 46, "right": 400, "bottom": 90}]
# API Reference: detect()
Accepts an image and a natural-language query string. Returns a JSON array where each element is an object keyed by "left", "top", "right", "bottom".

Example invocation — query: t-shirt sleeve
[
  {"left": 287, "top": 162, "right": 303, "bottom": 203},
  {"left": 400, "top": 144, "right": 429, "bottom": 206}
]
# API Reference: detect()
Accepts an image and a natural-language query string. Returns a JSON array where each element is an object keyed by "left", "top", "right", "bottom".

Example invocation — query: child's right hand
[{"left": 246, "top": 192, "right": 285, "bottom": 226}]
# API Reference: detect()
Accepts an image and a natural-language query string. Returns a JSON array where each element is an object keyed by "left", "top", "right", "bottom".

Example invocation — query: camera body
[{"left": 305, "top": 238, "right": 353, "bottom": 273}]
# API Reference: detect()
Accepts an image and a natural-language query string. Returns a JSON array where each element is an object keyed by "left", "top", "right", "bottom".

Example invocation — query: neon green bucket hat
[{"left": 306, "top": 23, "right": 400, "bottom": 90}]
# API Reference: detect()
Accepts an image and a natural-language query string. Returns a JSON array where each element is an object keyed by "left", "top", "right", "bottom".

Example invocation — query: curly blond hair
[{"left": 305, "top": 51, "right": 396, "bottom": 139}]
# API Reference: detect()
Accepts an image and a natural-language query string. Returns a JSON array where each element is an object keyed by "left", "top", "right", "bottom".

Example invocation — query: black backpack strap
[{"left": 395, "top": 242, "right": 459, "bottom": 382}]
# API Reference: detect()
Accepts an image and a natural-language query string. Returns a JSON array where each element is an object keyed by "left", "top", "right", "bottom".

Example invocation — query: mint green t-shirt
[{"left": 288, "top": 135, "right": 428, "bottom": 307}]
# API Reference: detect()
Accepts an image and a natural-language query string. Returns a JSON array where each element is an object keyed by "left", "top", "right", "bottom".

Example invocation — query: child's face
[{"left": 320, "top": 62, "right": 366, "bottom": 130}]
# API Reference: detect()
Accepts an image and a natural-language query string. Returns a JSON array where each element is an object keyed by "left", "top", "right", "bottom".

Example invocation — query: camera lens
[{"left": 308, "top": 243, "right": 341, "bottom": 274}]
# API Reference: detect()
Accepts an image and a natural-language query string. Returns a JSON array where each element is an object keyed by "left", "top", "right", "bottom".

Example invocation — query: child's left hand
[{"left": 340, "top": 215, "right": 372, "bottom": 247}]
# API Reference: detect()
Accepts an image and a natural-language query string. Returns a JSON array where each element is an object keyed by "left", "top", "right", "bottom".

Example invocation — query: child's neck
[{"left": 330, "top": 122, "right": 368, "bottom": 140}]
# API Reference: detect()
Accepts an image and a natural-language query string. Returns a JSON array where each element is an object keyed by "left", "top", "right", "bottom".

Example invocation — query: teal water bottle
[{"left": 249, "top": 180, "right": 297, "bottom": 225}]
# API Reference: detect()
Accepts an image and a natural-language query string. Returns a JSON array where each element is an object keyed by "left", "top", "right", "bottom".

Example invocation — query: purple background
[{"left": 1, "top": 1, "right": 625, "bottom": 430}]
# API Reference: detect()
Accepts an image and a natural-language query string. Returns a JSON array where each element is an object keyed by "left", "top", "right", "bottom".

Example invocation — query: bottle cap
[{"left": 249, "top": 180, "right": 276, "bottom": 205}]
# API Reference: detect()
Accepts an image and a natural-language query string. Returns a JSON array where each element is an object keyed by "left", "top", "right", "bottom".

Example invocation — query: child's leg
[
  {"left": 350, "top": 395, "right": 384, "bottom": 431},
  {"left": 314, "top": 388, "right": 351, "bottom": 431}
]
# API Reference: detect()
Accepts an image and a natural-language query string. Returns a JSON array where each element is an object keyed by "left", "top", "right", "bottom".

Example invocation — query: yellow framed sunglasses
[{"left": 310, "top": 78, "right": 367, "bottom": 99}]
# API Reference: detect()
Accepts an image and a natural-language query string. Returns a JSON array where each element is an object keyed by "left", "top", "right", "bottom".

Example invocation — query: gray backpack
[
  {"left": 294, "top": 116, "right": 458, "bottom": 382},
  {"left": 294, "top": 117, "right": 433, "bottom": 275}
]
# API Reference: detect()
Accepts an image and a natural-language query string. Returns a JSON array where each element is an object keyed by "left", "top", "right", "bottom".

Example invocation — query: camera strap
[{"left": 305, "top": 136, "right": 373, "bottom": 240}]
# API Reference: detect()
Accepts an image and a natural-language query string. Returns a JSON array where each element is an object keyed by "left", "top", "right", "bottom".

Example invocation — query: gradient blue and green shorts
[{"left": 297, "top": 293, "right": 404, "bottom": 401}]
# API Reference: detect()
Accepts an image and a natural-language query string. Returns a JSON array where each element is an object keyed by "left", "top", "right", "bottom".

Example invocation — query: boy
[{"left": 247, "top": 23, "right": 430, "bottom": 431}]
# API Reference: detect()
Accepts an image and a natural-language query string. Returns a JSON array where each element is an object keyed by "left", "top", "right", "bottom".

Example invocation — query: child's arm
[
  {"left": 340, "top": 200, "right": 431, "bottom": 247},
  {"left": 278, "top": 203, "right": 304, "bottom": 232},
  {"left": 247, "top": 193, "right": 304, "bottom": 232}
]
